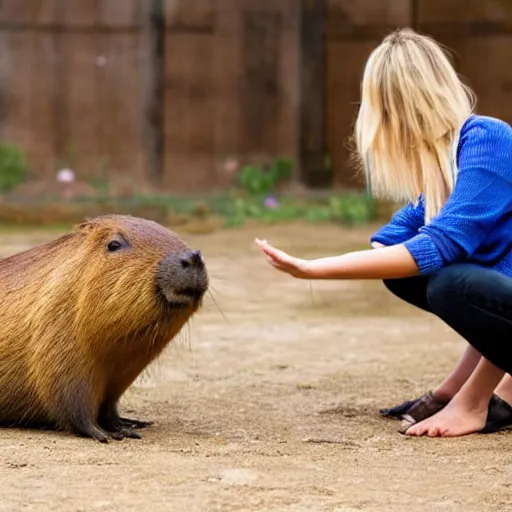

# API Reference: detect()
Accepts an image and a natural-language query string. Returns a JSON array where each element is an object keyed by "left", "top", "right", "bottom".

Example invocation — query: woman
[{"left": 255, "top": 28, "right": 512, "bottom": 437}]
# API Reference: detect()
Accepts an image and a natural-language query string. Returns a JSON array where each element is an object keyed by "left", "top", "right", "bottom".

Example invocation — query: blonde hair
[{"left": 354, "top": 28, "right": 476, "bottom": 223}]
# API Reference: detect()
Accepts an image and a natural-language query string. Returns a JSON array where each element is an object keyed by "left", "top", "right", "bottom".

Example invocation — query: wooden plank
[
  {"left": 62, "top": 0, "right": 99, "bottom": 26},
  {"left": 33, "top": 0, "right": 60, "bottom": 25},
  {"left": 0, "top": 31, "right": 36, "bottom": 163},
  {"left": 440, "top": 35, "right": 512, "bottom": 126},
  {"left": 57, "top": 32, "right": 101, "bottom": 177},
  {"left": 0, "top": 1, "right": 39, "bottom": 23},
  {"left": 277, "top": 0, "right": 301, "bottom": 178},
  {"left": 210, "top": 0, "right": 242, "bottom": 186},
  {"left": 238, "top": 8, "right": 282, "bottom": 159},
  {"left": 100, "top": 0, "right": 142, "bottom": 27},
  {"left": 0, "top": 27, "right": 58, "bottom": 178},
  {"left": 417, "top": 0, "right": 512, "bottom": 26},
  {"left": 97, "top": 32, "right": 145, "bottom": 182},
  {"left": 52, "top": 1, "right": 68, "bottom": 167},
  {"left": 0, "top": 33, "right": 12, "bottom": 142},
  {"left": 163, "top": 32, "right": 216, "bottom": 191},
  {"left": 29, "top": 31, "right": 58, "bottom": 178},
  {"left": 327, "top": 0, "right": 410, "bottom": 28},
  {"left": 140, "top": 0, "right": 165, "bottom": 185},
  {"left": 237, "top": 0, "right": 294, "bottom": 13},
  {"left": 325, "top": 40, "right": 375, "bottom": 188},
  {"left": 299, "top": 0, "right": 329, "bottom": 187},
  {"left": 164, "top": 0, "right": 216, "bottom": 30}
]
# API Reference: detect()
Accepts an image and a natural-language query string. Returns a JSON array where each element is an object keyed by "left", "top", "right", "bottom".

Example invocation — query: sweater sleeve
[
  {"left": 370, "top": 199, "right": 425, "bottom": 247},
  {"left": 404, "top": 118, "right": 512, "bottom": 275}
]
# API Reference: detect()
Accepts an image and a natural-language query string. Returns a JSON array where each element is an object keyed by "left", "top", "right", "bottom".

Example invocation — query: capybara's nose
[
  {"left": 157, "top": 249, "right": 208, "bottom": 304},
  {"left": 178, "top": 250, "right": 204, "bottom": 270}
]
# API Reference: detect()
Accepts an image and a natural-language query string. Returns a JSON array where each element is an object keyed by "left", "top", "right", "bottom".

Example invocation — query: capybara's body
[{"left": 0, "top": 214, "right": 208, "bottom": 442}]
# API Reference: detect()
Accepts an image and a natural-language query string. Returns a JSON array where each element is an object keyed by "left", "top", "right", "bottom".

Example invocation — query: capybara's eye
[{"left": 106, "top": 240, "right": 123, "bottom": 252}]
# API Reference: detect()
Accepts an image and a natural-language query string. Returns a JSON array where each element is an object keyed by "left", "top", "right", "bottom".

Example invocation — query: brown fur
[{"left": 0, "top": 214, "right": 208, "bottom": 442}]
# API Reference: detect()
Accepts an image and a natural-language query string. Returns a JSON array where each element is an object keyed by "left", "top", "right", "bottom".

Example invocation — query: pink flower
[
  {"left": 56, "top": 168, "right": 75, "bottom": 183},
  {"left": 223, "top": 158, "right": 238, "bottom": 175},
  {"left": 264, "top": 196, "right": 279, "bottom": 209}
]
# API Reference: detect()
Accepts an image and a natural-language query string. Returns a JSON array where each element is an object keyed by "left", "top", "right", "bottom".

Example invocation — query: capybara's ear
[{"left": 73, "top": 217, "right": 98, "bottom": 232}]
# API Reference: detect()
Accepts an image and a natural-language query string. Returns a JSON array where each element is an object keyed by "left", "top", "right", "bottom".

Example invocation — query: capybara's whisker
[
  {"left": 0, "top": 214, "right": 209, "bottom": 442},
  {"left": 205, "top": 272, "right": 229, "bottom": 282},
  {"left": 183, "top": 321, "right": 192, "bottom": 353},
  {"left": 206, "top": 289, "right": 228, "bottom": 322}
]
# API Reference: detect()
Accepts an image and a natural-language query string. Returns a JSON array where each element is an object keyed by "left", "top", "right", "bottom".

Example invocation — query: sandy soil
[{"left": 0, "top": 222, "right": 511, "bottom": 512}]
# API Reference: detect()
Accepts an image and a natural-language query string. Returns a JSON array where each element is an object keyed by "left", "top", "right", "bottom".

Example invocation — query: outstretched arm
[
  {"left": 370, "top": 199, "right": 425, "bottom": 247},
  {"left": 255, "top": 239, "right": 419, "bottom": 280}
]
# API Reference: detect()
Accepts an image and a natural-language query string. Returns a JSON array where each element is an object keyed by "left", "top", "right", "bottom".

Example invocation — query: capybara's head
[{"left": 33, "top": 214, "right": 208, "bottom": 344}]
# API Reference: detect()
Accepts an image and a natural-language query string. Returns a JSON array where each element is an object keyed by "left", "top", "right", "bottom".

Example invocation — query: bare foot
[{"left": 404, "top": 399, "right": 488, "bottom": 437}]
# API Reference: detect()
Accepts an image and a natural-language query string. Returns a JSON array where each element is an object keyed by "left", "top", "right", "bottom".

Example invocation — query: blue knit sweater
[{"left": 370, "top": 114, "right": 512, "bottom": 277}]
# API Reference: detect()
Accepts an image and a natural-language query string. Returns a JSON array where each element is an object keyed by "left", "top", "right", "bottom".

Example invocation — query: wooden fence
[
  {"left": 0, "top": 0, "right": 302, "bottom": 193},
  {"left": 0, "top": 1, "right": 511, "bottom": 193},
  {"left": 326, "top": 0, "right": 512, "bottom": 187}
]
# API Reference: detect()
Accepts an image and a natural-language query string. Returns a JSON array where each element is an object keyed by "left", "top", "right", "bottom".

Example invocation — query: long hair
[{"left": 354, "top": 28, "right": 476, "bottom": 223}]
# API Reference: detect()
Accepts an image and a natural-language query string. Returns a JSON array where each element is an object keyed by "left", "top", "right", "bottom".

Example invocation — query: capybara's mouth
[
  {"left": 175, "top": 286, "right": 205, "bottom": 302},
  {"left": 157, "top": 287, "right": 205, "bottom": 312}
]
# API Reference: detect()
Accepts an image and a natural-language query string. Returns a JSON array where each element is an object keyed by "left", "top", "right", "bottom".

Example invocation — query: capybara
[{"left": 0, "top": 214, "right": 208, "bottom": 442}]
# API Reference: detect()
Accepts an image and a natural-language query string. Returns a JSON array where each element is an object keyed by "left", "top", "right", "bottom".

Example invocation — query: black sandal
[
  {"left": 397, "top": 391, "right": 449, "bottom": 434},
  {"left": 380, "top": 391, "right": 449, "bottom": 420},
  {"left": 380, "top": 398, "right": 422, "bottom": 419},
  {"left": 480, "top": 395, "right": 512, "bottom": 434}
]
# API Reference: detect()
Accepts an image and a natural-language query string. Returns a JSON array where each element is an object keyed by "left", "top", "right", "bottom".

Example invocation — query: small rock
[{"left": 219, "top": 468, "right": 258, "bottom": 486}]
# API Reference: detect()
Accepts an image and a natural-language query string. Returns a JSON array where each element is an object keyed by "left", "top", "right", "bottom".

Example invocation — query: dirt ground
[{"left": 0, "top": 221, "right": 511, "bottom": 512}]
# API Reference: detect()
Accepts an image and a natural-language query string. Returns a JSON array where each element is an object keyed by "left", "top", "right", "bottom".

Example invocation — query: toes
[
  {"left": 403, "top": 421, "right": 422, "bottom": 435},
  {"left": 107, "top": 428, "right": 143, "bottom": 440},
  {"left": 406, "top": 426, "right": 420, "bottom": 436},
  {"left": 95, "top": 433, "right": 110, "bottom": 443},
  {"left": 122, "top": 428, "right": 142, "bottom": 439},
  {"left": 119, "top": 417, "right": 152, "bottom": 429},
  {"left": 405, "top": 420, "right": 430, "bottom": 436},
  {"left": 427, "top": 426, "right": 440, "bottom": 437},
  {"left": 74, "top": 424, "right": 110, "bottom": 443}
]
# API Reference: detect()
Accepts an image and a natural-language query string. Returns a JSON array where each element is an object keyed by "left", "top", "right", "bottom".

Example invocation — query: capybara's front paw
[
  {"left": 75, "top": 424, "right": 110, "bottom": 443},
  {"left": 108, "top": 428, "right": 142, "bottom": 441},
  {"left": 118, "top": 417, "right": 153, "bottom": 430}
]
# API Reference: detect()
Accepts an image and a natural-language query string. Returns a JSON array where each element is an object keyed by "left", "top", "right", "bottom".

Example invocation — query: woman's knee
[
  {"left": 383, "top": 278, "right": 413, "bottom": 301},
  {"left": 383, "top": 276, "right": 422, "bottom": 295},
  {"left": 383, "top": 276, "right": 430, "bottom": 311},
  {"left": 426, "top": 263, "right": 485, "bottom": 313},
  {"left": 383, "top": 278, "right": 402, "bottom": 296}
]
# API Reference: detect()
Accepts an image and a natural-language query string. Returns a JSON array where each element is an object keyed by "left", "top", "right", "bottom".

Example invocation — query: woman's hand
[
  {"left": 255, "top": 239, "right": 311, "bottom": 279},
  {"left": 255, "top": 238, "right": 419, "bottom": 280}
]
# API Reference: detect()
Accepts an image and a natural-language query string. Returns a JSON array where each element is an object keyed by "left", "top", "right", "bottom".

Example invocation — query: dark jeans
[{"left": 383, "top": 263, "right": 512, "bottom": 375}]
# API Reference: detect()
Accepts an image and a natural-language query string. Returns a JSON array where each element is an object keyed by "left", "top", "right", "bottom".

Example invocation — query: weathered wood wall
[
  {"left": 0, "top": 1, "right": 510, "bottom": 193},
  {"left": 0, "top": 0, "right": 301, "bottom": 193},
  {"left": 326, "top": 0, "right": 512, "bottom": 188},
  {"left": 0, "top": 0, "right": 147, "bottom": 184}
]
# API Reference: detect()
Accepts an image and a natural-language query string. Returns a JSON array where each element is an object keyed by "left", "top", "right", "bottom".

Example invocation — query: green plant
[
  {"left": 237, "top": 157, "right": 293, "bottom": 196},
  {"left": 329, "top": 193, "right": 376, "bottom": 225},
  {"left": 0, "top": 143, "right": 28, "bottom": 193},
  {"left": 0, "top": 190, "right": 380, "bottom": 229}
]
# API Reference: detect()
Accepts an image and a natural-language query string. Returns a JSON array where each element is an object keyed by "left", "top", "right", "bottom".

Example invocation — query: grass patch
[{"left": 0, "top": 191, "right": 384, "bottom": 231}]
